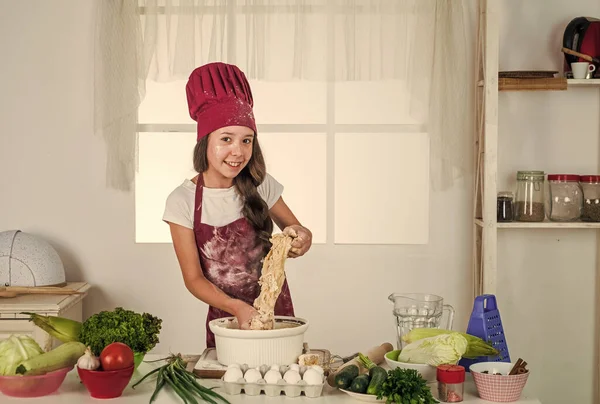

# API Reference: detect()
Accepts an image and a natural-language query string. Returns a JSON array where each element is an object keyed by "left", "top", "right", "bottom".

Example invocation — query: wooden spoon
[{"left": 561, "top": 47, "right": 600, "bottom": 64}]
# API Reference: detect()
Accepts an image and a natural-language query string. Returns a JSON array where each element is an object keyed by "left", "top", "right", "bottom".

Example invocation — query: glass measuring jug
[{"left": 389, "top": 293, "right": 455, "bottom": 350}]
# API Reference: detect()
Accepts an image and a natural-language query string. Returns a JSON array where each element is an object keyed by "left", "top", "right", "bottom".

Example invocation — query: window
[{"left": 135, "top": 4, "right": 430, "bottom": 245}]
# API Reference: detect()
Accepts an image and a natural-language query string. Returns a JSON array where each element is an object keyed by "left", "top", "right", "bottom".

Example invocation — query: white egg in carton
[{"left": 221, "top": 363, "right": 325, "bottom": 398}]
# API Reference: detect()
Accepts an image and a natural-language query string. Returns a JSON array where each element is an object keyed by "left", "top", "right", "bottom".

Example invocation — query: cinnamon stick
[{"left": 509, "top": 358, "right": 528, "bottom": 375}]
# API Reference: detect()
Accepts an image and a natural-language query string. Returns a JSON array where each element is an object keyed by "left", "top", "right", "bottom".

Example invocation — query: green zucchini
[
  {"left": 348, "top": 374, "right": 370, "bottom": 394},
  {"left": 334, "top": 364, "right": 359, "bottom": 389},
  {"left": 16, "top": 341, "right": 86, "bottom": 376},
  {"left": 366, "top": 366, "right": 388, "bottom": 395},
  {"left": 357, "top": 352, "right": 389, "bottom": 395}
]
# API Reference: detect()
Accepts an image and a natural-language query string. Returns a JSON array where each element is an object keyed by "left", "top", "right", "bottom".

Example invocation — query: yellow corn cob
[
  {"left": 402, "top": 328, "right": 500, "bottom": 358},
  {"left": 21, "top": 312, "right": 82, "bottom": 343}
]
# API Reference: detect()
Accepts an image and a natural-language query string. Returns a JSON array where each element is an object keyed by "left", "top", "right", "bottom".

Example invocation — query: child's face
[{"left": 206, "top": 126, "right": 255, "bottom": 182}]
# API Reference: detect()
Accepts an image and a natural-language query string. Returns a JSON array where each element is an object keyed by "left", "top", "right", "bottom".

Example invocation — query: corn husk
[{"left": 22, "top": 312, "right": 82, "bottom": 343}]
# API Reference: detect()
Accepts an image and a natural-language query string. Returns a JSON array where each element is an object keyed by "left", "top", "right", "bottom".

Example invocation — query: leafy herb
[
  {"left": 377, "top": 368, "right": 438, "bottom": 404},
  {"left": 132, "top": 354, "right": 230, "bottom": 404},
  {"left": 79, "top": 307, "right": 162, "bottom": 355}
]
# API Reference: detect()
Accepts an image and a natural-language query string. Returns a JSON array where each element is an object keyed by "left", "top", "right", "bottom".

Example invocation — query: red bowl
[
  {"left": 0, "top": 367, "right": 72, "bottom": 398},
  {"left": 77, "top": 365, "right": 135, "bottom": 399}
]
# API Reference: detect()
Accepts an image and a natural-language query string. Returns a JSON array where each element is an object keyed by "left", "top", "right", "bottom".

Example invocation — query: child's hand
[
  {"left": 283, "top": 225, "right": 313, "bottom": 258},
  {"left": 232, "top": 300, "right": 259, "bottom": 329}
]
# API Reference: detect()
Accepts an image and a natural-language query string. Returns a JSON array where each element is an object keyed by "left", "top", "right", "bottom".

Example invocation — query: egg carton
[{"left": 221, "top": 363, "right": 325, "bottom": 398}]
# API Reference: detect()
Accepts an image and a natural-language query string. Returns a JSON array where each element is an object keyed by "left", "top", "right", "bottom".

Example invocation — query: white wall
[
  {"left": 497, "top": 2, "right": 600, "bottom": 404},
  {"left": 0, "top": 1, "right": 596, "bottom": 404},
  {"left": 0, "top": 0, "right": 473, "bottom": 350}
]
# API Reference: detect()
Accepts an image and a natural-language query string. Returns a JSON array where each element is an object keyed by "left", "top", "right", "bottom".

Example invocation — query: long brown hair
[{"left": 193, "top": 134, "right": 273, "bottom": 253}]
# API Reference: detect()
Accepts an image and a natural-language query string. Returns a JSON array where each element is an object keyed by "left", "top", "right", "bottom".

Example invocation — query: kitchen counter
[{"left": 2, "top": 354, "right": 542, "bottom": 403}]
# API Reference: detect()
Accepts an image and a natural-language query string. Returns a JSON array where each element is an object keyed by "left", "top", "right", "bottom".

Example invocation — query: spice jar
[
  {"left": 497, "top": 192, "right": 514, "bottom": 222},
  {"left": 546, "top": 174, "right": 582, "bottom": 222},
  {"left": 437, "top": 364, "right": 464, "bottom": 402},
  {"left": 580, "top": 175, "right": 600, "bottom": 222},
  {"left": 514, "top": 171, "right": 545, "bottom": 222}
]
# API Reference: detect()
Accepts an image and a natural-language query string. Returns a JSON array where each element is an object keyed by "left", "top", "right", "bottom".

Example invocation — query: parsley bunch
[
  {"left": 377, "top": 368, "right": 438, "bottom": 404},
  {"left": 79, "top": 307, "right": 163, "bottom": 356}
]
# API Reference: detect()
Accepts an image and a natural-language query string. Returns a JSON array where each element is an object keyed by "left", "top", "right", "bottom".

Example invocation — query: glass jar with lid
[
  {"left": 580, "top": 175, "right": 600, "bottom": 222},
  {"left": 497, "top": 192, "right": 514, "bottom": 222},
  {"left": 514, "top": 171, "right": 545, "bottom": 222},
  {"left": 546, "top": 174, "right": 582, "bottom": 222}
]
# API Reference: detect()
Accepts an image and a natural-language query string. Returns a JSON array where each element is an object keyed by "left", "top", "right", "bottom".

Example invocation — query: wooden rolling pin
[
  {"left": 0, "top": 286, "right": 83, "bottom": 298},
  {"left": 561, "top": 47, "right": 600, "bottom": 64},
  {"left": 327, "top": 342, "right": 394, "bottom": 387}
]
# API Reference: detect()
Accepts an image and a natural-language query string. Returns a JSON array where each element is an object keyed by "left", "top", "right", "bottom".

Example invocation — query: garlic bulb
[{"left": 77, "top": 346, "right": 100, "bottom": 370}]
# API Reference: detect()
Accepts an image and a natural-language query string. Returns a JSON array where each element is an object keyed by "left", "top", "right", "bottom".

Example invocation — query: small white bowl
[{"left": 384, "top": 350, "right": 437, "bottom": 383}]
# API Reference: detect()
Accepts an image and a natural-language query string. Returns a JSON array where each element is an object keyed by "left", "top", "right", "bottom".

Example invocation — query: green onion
[{"left": 132, "top": 354, "right": 230, "bottom": 404}]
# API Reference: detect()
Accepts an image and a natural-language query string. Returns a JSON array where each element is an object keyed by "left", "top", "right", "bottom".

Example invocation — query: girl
[{"left": 163, "top": 62, "right": 312, "bottom": 348}]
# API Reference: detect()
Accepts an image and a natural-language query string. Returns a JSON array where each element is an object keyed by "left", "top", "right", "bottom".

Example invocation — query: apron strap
[{"left": 193, "top": 174, "right": 205, "bottom": 229}]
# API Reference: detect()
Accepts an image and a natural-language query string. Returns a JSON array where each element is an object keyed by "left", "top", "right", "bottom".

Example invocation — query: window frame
[{"left": 136, "top": 2, "right": 427, "bottom": 245}]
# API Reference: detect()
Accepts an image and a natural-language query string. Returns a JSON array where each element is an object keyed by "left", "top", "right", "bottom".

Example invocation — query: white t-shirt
[{"left": 162, "top": 173, "right": 284, "bottom": 229}]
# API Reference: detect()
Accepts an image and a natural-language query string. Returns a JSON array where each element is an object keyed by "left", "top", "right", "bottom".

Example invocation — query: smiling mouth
[{"left": 225, "top": 161, "right": 242, "bottom": 168}]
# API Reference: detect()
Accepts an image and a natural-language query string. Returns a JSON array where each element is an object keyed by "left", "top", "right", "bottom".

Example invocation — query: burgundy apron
[{"left": 193, "top": 174, "right": 295, "bottom": 348}]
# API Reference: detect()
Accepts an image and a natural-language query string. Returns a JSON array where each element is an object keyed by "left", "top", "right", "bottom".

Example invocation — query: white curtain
[
  {"left": 94, "top": 1, "right": 144, "bottom": 191},
  {"left": 94, "top": 0, "right": 475, "bottom": 191}
]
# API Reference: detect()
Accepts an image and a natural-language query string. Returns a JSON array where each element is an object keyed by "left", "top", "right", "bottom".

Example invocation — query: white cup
[{"left": 571, "top": 62, "right": 596, "bottom": 79}]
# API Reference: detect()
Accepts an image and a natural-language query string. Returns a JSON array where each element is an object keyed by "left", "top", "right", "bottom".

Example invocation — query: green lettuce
[
  {"left": 0, "top": 335, "right": 44, "bottom": 375},
  {"left": 78, "top": 307, "right": 163, "bottom": 356}
]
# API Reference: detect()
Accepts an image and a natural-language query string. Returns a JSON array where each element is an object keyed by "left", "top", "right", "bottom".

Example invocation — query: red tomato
[{"left": 100, "top": 342, "right": 134, "bottom": 371}]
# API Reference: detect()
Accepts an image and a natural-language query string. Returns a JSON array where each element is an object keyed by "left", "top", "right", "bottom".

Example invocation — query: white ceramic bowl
[
  {"left": 469, "top": 362, "right": 530, "bottom": 402},
  {"left": 209, "top": 316, "right": 309, "bottom": 368},
  {"left": 384, "top": 350, "right": 437, "bottom": 383}
]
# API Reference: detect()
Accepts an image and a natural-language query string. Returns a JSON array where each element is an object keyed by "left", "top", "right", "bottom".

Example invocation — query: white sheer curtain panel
[
  {"left": 94, "top": 1, "right": 145, "bottom": 191},
  {"left": 94, "top": 0, "right": 475, "bottom": 191}
]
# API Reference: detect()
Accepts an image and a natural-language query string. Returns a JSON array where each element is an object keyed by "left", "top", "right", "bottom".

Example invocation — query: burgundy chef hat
[{"left": 186, "top": 62, "right": 257, "bottom": 141}]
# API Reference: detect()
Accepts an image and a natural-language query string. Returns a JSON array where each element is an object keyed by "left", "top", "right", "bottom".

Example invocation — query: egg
[
  {"left": 223, "top": 367, "right": 243, "bottom": 382},
  {"left": 227, "top": 363, "right": 241, "bottom": 369},
  {"left": 302, "top": 368, "right": 322, "bottom": 385},
  {"left": 289, "top": 363, "right": 300, "bottom": 372},
  {"left": 264, "top": 369, "right": 283, "bottom": 384},
  {"left": 270, "top": 364, "right": 281, "bottom": 371},
  {"left": 244, "top": 368, "right": 262, "bottom": 383},
  {"left": 310, "top": 365, "right": 324, "bottom": 375},
  {"left": 283, "top": 369, "right": 302, "bottom": 384},
  {"left": 258, "top": 364, "right": 270, "bottom": 375}
]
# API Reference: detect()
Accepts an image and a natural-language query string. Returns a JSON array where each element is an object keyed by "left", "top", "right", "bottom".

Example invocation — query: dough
[{"left": 249, "top": 233, "right": 293, "bottom": 330}]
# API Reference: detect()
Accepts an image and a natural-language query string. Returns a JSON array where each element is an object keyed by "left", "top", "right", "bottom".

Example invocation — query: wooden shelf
[
  {"left": 499, "top": 77, "right": 567, "bottom": 91},
  {"left": 477, "top": 78, "right": 600, "bottom": 90},
  {"left": 475, "top": 218, "right": 600, "bottom": 229},
  {"left": 567, "top": 79, "right": 600, "bottom": 86},
  {"left": 474, "top": 4, "right": 600, "bottom": 399}
]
